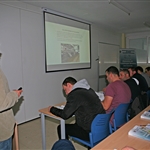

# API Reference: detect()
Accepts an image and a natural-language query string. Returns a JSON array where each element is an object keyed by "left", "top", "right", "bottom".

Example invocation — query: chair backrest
[
  {"left": 113, "top": 103, "right": 130, "bottom": 129},
  {"left": 128, "top": 95, "right": 144, "bottom": 120},
  {"left": 89, "top": 112, "right": 112, "bottom": 146},
  {"left": 147, "top": 90, "right": 150, "bottom": 105},
  {"left": 141, "top": 93, "right": 149, "bottom": 108},
  {"left": 147, "top": 90, "right": 150, "bottom": 99}
]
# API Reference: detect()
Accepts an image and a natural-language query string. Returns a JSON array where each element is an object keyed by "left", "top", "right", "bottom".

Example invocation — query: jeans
[{"left": 0, "top": 137, "right": 12, "bottom": 150}]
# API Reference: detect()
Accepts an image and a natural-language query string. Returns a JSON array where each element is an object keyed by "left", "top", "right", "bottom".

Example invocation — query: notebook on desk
[
  {"left": 128, "top": 124, "right": 150, "bottom": 141},
  {"left": 141, "top": 111, "right": 150, "bottom": 120}
]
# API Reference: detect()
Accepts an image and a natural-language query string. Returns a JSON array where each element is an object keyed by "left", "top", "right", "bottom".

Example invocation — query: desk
[
  {"left": 39, "top": 102, "right": 66, "bottom": 150},
  {"left": 91, "top": 106, "right": 150, "bottom": 150}
]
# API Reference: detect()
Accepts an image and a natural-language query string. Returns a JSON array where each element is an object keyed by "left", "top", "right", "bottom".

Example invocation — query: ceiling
[{"left": 5, "top": 0, "right": 150, "bottom": 33}]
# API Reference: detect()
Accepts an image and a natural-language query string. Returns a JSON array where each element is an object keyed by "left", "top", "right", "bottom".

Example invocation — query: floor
[{"left": 17, "top": 117, "right": 87, "bottom": 150}]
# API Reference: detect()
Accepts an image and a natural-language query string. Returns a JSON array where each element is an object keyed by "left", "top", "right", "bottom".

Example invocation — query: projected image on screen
[
  {"left": 44, "top": 11, "right": 91, "bottom": 72},
  {"left": 61, "top": 43, "right": 80, "bottom": 63}
]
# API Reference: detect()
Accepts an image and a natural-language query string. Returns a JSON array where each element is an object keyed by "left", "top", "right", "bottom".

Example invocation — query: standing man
[
  {"left": 49, "top": 77, "right": 105, "bottom": 141},
  {"left": 101, "top": 66, "right": 131, "bottom": 114},
  {"left": 0, "top": 53, "right": 23, "bottom": 150}
]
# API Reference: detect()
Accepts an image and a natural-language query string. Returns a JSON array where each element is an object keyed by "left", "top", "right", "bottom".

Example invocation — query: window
[{"left": 126, "top": 34, "right": 150, "bottom": 64}]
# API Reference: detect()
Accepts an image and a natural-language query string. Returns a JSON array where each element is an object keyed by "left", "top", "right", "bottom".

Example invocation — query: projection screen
[{"left": 44, "top": 11, "right": 91, "bottom": 72}]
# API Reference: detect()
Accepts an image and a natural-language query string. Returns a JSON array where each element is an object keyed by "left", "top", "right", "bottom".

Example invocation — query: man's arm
[
  {"left": 101, "top": 96, "right": 113, "bottom": 110},
  {"left": 0, "top": 91, "right": 19, "bottom": 112},
  {"left": 49, "top": 95, "right": 77, "bottom": 120}
]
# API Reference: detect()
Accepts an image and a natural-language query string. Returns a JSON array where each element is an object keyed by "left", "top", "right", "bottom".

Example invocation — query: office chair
[
  {"left": 109, "top": 103, "right": 130, "bottom": 133},
  {"left": 147, "top": 90, "right": 150, "bottom": 105},
  {"left": 127, "top": 96, "right": 145, "bottom": 120},
  {"left": 70, "top": 112, "right": 113, "bottom": 149},
  {"left": 141, "top": 92, "right": 149, "bottom": 109}
]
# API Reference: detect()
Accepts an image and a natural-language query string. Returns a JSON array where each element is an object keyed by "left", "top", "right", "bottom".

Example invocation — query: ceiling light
[{"left": 108, "top": 0, "right": 130, "bottom": 16}]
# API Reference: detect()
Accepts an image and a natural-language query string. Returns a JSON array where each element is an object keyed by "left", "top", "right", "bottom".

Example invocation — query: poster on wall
[{"left": 119, "top": 48, "right": 137, "bottom": 70}]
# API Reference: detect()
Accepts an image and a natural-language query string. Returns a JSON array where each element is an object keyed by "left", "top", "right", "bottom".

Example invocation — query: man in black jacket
[
  {"left": 49, "top": 77, "right": 105, "bottom": 141},
  {"left": 128, "top": 67, "right": 148, "bottom": 92},
  {"left": 119, "top": 69, "right": 141, "bottom": 100}
]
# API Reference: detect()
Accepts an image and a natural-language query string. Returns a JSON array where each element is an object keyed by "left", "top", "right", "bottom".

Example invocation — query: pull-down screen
[{"left": 44, "top": 11, "right": 91, "bottom": 72}]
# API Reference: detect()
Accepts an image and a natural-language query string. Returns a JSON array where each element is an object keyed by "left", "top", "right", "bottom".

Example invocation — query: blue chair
[
  {"left": 70, "top": 112, "right": 113, "bottom": 148},
  {"left": 109, "top": 103, "right": 130, "bottom": 133}
]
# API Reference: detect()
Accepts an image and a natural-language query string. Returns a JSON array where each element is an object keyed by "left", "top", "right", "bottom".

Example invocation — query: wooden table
[
  {"left": 39, "top": 102, "right": 66, "bottom": 150},
  {"left": 91, "top": 106, "right": 150, "bottom": 150}
]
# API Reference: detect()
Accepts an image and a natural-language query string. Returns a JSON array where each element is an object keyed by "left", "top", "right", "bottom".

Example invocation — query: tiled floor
[{"left": 17, "top": 117, "right": 87, "bottom": 150}]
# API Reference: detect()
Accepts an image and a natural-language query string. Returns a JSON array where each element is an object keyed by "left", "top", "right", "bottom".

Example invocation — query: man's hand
[{"left": 14, "top": 89, "right": 23, "bottom": 97}]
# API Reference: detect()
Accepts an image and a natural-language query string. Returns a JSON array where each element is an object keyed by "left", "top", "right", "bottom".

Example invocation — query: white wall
[
  {"left": 126, "top": 32, "right": 150, "bottom": 69},
  {"left": 0, "top": 2, "right": 121, "bottom": 124}
]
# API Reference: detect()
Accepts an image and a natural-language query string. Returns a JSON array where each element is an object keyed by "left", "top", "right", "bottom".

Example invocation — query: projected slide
[
  {"left": 61, "top": 43, "right": 79, "bottom": 63},
  {"left": 44, "top": 12, "right": 91, "bottom": 72}
]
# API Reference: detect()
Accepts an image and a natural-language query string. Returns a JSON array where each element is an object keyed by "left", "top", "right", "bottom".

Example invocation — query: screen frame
[{"left": 43, "top": 11, "right": 91, "bottom": 73}]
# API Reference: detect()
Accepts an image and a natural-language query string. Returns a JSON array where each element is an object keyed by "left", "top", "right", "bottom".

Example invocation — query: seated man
[
  {"left": 49, "top": 77, "right": 105, "bottom": 141},
  {"left": 135, "top": 66, "right": 150, "bottom": 88},
  {"left": 101, "top": 66, "right": 131, "bottom": 115},
  {"left": 128, "top": 67, "right": 148, "bottom": 93},
  {"left": 119, "top": 69, "right": 141, "bottom": 101},
  {"left": 145, "top": 66, "right": 150, "bottom": 77}
]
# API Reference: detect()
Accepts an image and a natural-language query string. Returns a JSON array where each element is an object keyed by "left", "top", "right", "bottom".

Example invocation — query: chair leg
[{"left": 13, "top": 123, "right": 19, "bottom": 150}]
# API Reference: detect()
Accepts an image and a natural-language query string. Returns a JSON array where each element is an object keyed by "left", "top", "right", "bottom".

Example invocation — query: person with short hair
[
  {"left": 49, "top": 77, "right": 105, "bottom": 141},
  {"left": 101, "top": 66, "right": 131, "bottom": 115},
  {"left": 119, "top": 69, "right": 141, "bottom": 100},
  {"left": 135, "top": 66, "right": 150, "bottom": 88},
  {"left": 145, "top": 67, "right": 150, "bottom": 77},
  {"left": 51, "top": 139, "right": 75, "bottom": 150},
  {"left": 128, "top": 67, "right": 148, "bottom": 92}
]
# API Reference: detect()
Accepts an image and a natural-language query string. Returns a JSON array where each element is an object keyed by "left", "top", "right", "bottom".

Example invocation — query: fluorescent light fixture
[
  {"left": 109, "top": 0, "right": 130, "bottom": 16},
  {"left": 143, "top": 22, "right": 150, "bottom": 28}
]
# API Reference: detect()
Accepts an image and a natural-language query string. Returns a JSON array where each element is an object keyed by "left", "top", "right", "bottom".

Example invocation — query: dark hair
[
  {"left": 135, "top": 66, "right": 143, "bottom": 72},
  {"left": 51, "top": 139, "right": 75, "bottom": 150},
  {"left": 62, "top": 77, "right": 77, "bottom": 86},
  {"left": 105, "top": 66, "right": 119, "bottom": 76},
  {"left": 145, "top": 67, "right": 150, "bottom": 71},
  {"left": 120, "top": 69, "right": 130, "bottom": 76},
  {"left": 128, "top": 67, "right": 136, "bottom": 71}
]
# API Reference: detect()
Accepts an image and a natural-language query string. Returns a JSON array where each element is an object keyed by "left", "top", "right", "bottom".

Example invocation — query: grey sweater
[{"left": 0, "top": 68, "right": 18, "bottom": 141}]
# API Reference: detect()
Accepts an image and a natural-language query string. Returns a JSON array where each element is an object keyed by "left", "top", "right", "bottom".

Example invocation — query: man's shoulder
[
  {"left": 125, "top": 78, "right": 136, "bottom": 84},
  {"left": 109, "top": 80, "right": 124, "bottom": 86},
  {"left": 70, "top": 88, "right": 96, "bottom": 98},
  {"left": 70, "top": 88, "right": 91, "bottom": 95},
  {"left": 134, "top": 73, "right": 145, "bottom": 79}
]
